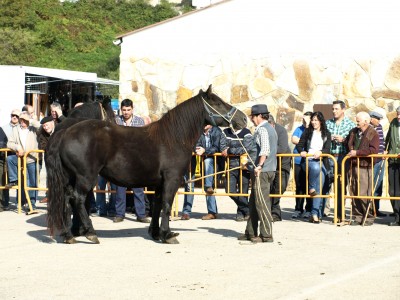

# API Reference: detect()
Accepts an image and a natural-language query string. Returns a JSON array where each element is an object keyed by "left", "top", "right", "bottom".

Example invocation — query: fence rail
[{"left": 1, "top": 148, "right": 397, "bottom": 224}]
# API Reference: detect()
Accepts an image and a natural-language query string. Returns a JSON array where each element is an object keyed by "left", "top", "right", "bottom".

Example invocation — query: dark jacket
[
  {"left": 0, "top": 127, "right": 7, "bottom": 159},
  {"left": 196, "top": 126, "right": 227, "bottom": 174},
  {"left": 385, "top": 118, "right": 400, "bottom": 164},
  {"left": 275, "top": 123, "right": 292, "bottom": 173},
  {"left": 347, "top": 125, "right": 379, "bottom": 167},
  {"left": 296, "top": 127, "right": 331, "bottom": 171},
  {"left": 196, "top": 126, "right": 227, "bottom": 155},
  {"left": 37, "top": 127, "right": 51, "bottom": 151},
  {"left": 223, "top": 127, "right": 252, "bottom": 168}
]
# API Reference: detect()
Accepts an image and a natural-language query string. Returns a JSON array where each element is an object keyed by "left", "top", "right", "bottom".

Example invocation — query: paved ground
[{"left": 0, "top": 189, "right": 399, "bottom": 300}]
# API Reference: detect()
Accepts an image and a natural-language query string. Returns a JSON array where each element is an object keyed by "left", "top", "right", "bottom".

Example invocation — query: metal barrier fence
[
  {"left": 340, "top": 154, "right": 396, "bottom": 225},
  {"left": 10, "top": 149, "right": 395, "bottom": 225},
  {"left": 0, "top": 148, "right": 23, "bottom": 214},
  {"left": 3, "top": 149, "right": 339, "bottom": 219}
]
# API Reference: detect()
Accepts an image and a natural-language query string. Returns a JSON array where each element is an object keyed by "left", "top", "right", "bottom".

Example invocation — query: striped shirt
[
  {"left": 326, "top": 117, "right": 355, "bottom": 154},
  {"left": 115, "top": 115, "right": 144, "bottom": 127},
  {"left": 375, "top": 123, "right": 385, "bottom": 154}
]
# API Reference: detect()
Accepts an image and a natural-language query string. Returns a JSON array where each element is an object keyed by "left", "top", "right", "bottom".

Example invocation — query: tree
[{"left": 0, "top": 0, "right": 180, "bottom": 79}]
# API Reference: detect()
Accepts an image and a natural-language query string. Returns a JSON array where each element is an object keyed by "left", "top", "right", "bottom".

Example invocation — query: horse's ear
[{"left": 206, "top": 84, "right": 213, "bottom": 97}]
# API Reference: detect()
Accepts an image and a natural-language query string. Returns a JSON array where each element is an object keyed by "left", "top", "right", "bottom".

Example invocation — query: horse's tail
[{"left": 46, "top": 130, "right": 68, "bottom": 236}]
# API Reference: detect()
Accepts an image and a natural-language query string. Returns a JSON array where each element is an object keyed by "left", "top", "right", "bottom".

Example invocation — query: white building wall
[
  {"left": 0, "top": 66, "right": 26, "bottom": 125},
  {"left": 118, "top": 0, "right": 400, "bottom": 132}
]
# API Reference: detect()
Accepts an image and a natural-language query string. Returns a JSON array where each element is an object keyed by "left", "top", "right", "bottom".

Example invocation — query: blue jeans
[
  {"left": 0, "top": 156, "right": 9, "bottom": 208},
  {"left": 182, "top": 172, "right": 195, "bottom": 215},
  {"left": 203, "top": 157, "right": 217, "bottom": 214},
  {"left": 96, "top": 176, "right": 116, "bottom": 215},
  {"left": 204, "top": 157, "right": 215, "bottom": 189},
  {"left": 7, "top": 154, "right": 19, "bottom": 183},
  {"left": 7, "top": 155, "right": 37, "bottom": 208},
  {"left": 181, "top": 157, "right": 218, "bottom": 215},
  {"left": 115, "top": 186, "right": 146, "bottom": 218},
  {"left": 303, "top": 159, "right": 326, "bottom": 218}
]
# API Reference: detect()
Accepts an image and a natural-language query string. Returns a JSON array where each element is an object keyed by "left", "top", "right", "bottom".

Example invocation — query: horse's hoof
[
  {"left": 164, "top": 237, "right": 179, "bottom": 244},
  {"left": 86, "top": 234, "right": 100, "bottom": 244},
  {"left": 64, "top": 237, "right": 77, "bottom": 244},
  {"left": 164, "top": 232, "right": 180, "bottom": 244}
]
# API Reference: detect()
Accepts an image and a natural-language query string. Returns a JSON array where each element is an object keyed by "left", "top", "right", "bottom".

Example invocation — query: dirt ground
[{"left": 0, "top": 189, "right": 399, "bottom": 300}]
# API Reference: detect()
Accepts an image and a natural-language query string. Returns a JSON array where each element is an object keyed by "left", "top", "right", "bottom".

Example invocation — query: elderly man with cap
[
  {"left": 347, "top": 111, "right": 379, "bottom": 226},
  {"left": 36, "top": 115, "right": 56, "bottom": 204},
  {"left": 38, "top": 116, "right": 55, "bottom": 151},
  {"left": 369, "top": 111, "right": 386, "bottom": 217},
  {"left": 238, "top": 104, "right": 277, "bottom": 243},
  {"left": 6, "top": 111, "right": 40, "bottom": 209},
  {"left": 385, "top": 106, "right": 400, "bottom": 226}
]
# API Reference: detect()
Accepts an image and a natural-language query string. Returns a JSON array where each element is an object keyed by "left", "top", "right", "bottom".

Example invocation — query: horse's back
[{"left": 58, "top": 119, "right": 192, "bottom": 187}]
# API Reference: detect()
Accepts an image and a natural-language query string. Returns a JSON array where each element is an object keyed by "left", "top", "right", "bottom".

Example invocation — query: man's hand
[
  {"left": 195, "top": 147, "right": 205, "bottom": 156},
  {"left": 313, "top": 150, "right": 322, "bottom": 159},
  {"left": 348, "top": 150, "right": 357, "bottom": 157},
  {"left": 221, "top": 148, "right": 229, "bottom": 157},
  {"left": 16, "top": 149, "right": 24, "bottom": 157},
  {"left": 254, "top": 165, "right": 262, "bottom": 177},
  {"left": 54, "top": 107, "right": 63, "bottom": 118}
]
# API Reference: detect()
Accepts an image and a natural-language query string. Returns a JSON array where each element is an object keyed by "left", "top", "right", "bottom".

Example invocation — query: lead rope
[{"left": 200, "top": 100, "right": 272, "bottom": 235}]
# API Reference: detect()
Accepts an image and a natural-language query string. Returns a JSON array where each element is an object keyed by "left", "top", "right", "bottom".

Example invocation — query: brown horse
[{"left": 46, "top": 85, "right": 248, "bottom": 244}]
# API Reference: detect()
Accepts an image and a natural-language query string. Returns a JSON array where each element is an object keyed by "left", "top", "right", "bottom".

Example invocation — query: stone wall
[{"left": 119, "top": 54, "right": 400, "bottom": 138}]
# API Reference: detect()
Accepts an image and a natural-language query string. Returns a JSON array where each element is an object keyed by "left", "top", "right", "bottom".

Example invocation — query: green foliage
[{"left": 0, "top": 0, "right": 179, "bottom": 80}]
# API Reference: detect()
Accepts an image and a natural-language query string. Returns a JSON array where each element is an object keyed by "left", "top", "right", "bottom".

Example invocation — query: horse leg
[
  {"left": 60, "top": 190, "right": 76, "bottom": 244},
  {"left": 159, "top": 180, "right": 180, "bottom": 244},
  {"left": 72, "top": 191, "right": 99, "bottom": 244},
  {"left": 148, "top": 191, "right": 161, "bottom": 241},
  {"left": 71, "top": 190, "right": 94, "bottom": 236}
]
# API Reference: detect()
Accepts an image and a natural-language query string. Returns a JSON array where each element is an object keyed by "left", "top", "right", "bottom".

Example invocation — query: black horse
[
  {"left": 46, "top": 85, "right": 248, "bottom": 244},
  {"left": 53, "top": 99, "right": 116, "bottom": 133},
  {"left": 67, "top": 99, "right": 115, "bottom": 120}
]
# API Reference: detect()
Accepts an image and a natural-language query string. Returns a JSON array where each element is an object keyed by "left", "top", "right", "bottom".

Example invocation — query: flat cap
[
  {"left": 250, "top": 104, "right": 269, "bottom": 115},
  {"left": 40, "top": 115, "right": 54, "bottom": 125},
  {"left": 369, "top": 111, "right": 383, "bottom": 120}
]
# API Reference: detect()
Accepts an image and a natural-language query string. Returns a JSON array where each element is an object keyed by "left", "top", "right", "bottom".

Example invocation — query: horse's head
[{"left": 200, "top": 85, "right": 247, "bottom": 130}]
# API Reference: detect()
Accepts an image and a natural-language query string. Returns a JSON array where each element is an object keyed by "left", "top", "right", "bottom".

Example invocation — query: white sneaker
[
  {"left": 302, "top": 211, "right": 311, "bottom": 218},
  {"left": 291, "top": 210, "right": 301, "bottom": 218}
]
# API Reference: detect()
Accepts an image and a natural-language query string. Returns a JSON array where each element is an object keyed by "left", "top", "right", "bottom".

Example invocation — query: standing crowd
[
  {"left": 179, "top": 101, "right": 400, "bottom": 243},
  {"left": 1, "top": 99, "right": 400, "bottom": 243}
]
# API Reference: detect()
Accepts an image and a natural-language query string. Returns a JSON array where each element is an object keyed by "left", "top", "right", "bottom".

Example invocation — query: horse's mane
[{"left": 147, "top": 93, "right": 205, "bottom": 151}]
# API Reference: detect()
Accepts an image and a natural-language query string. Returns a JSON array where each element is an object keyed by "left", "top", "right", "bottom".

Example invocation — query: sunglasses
[{"left": 11, "top": 114, "right": 19, "bottom": 118}]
